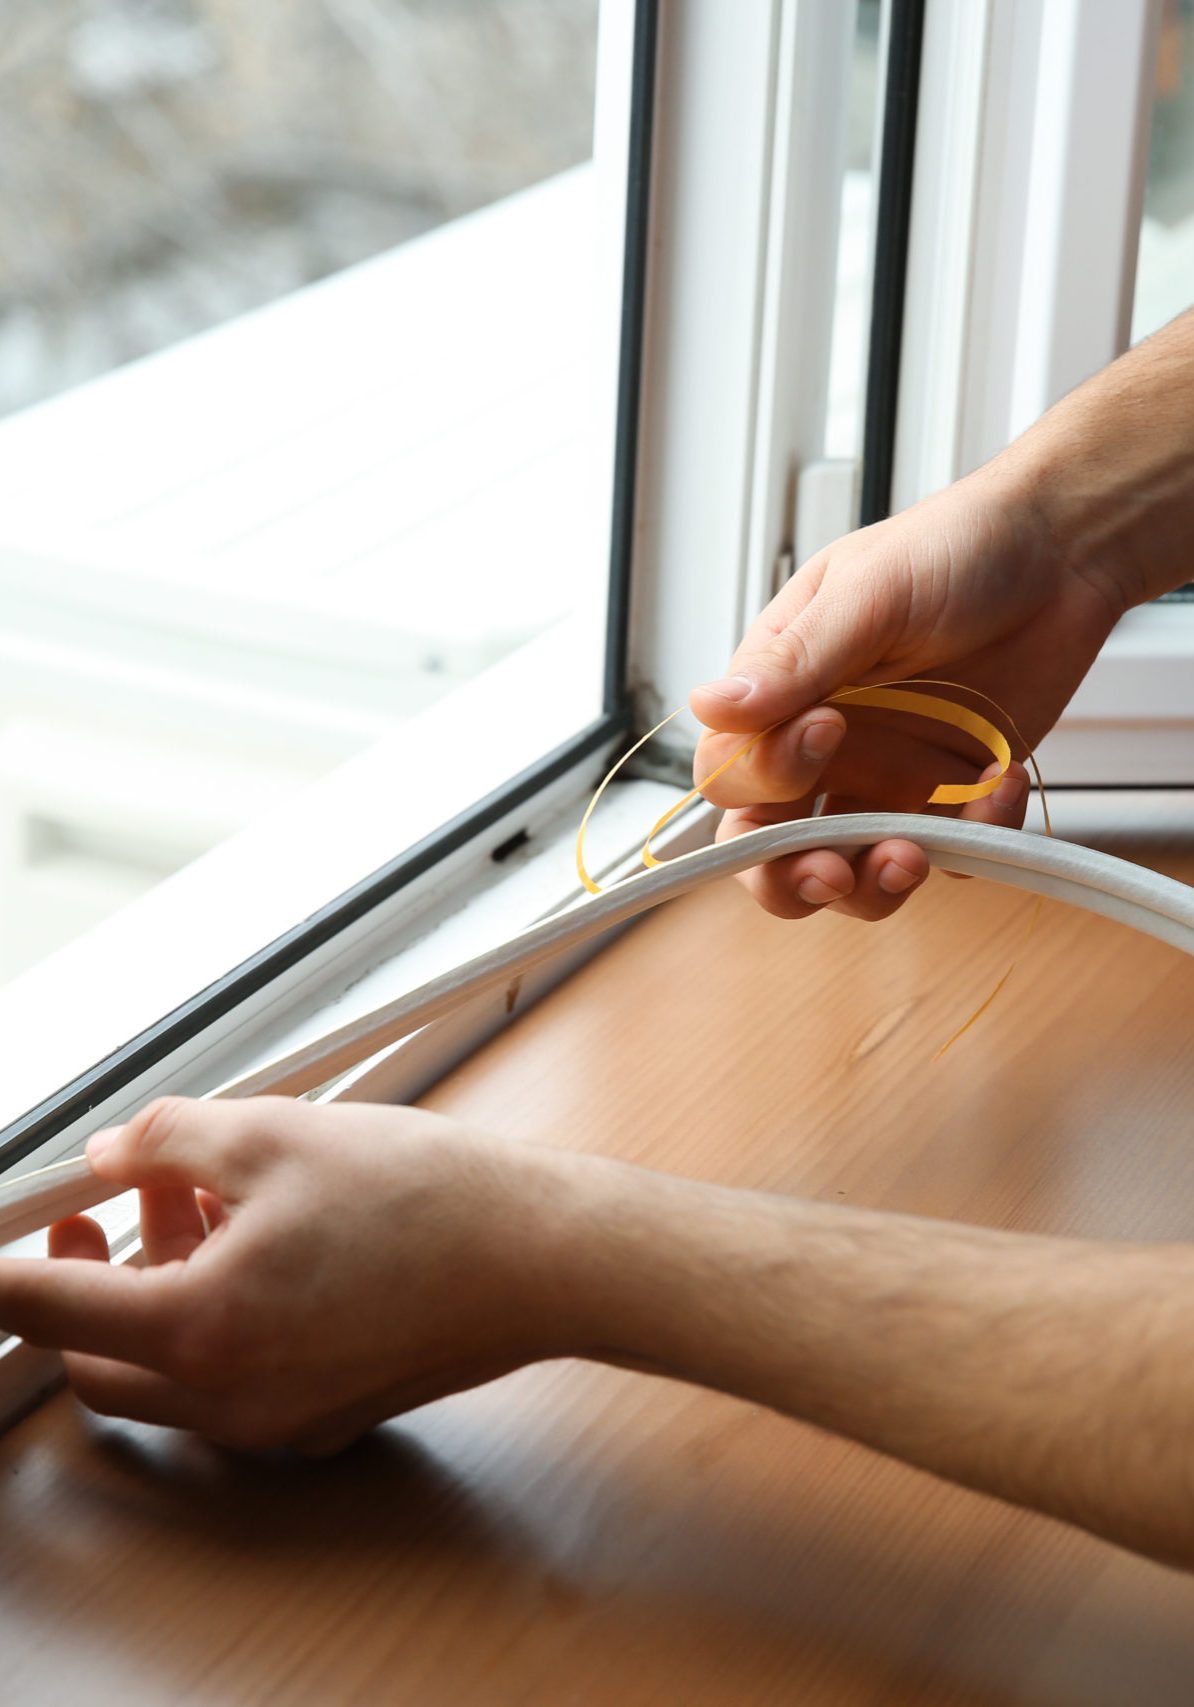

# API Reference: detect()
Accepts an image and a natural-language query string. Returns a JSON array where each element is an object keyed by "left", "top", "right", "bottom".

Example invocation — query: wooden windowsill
[{"left": 5, "top": 829, "right": 1194, "bottom": 1703}]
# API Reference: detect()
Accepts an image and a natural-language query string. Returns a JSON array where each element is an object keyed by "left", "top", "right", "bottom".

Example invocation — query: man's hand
[
  {"left": 6, "top": 1092, "right": 1194, "bottom": 1567},
  {"left": 7, "top": 1097, "right": 577, "bottom": 1455},
  {"left": 689, "top": 464, "right": 1124, "bottom": 922}
]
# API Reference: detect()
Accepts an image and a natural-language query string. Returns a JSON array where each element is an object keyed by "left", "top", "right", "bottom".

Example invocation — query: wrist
[
  {"left": 519, "top": 1147, "right": 707, "bottom": 1374},
  {"left": 989, "top": 425, "right": 1145, "bottom": 616},
  {"left": 978, "top": 317, "right": 1194, "bottom": 613},
  {"left": 528, "top": 1149, "right": 793, "bottom": 1393},
  {"left": 960, "top": 435, "right": 1132, "bottom": 622}
]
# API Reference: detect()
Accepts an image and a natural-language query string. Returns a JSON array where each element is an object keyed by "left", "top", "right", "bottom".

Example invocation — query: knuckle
[
  {"left": 234, "top": 1100, "right": 299, "bottom": 1177},
  {"left": 764, "top": 621, "right": 812, "bottom": 683},
  {"left": 134, "top": 1096, "right": 186, "bottom": 1160},
  {"left": 244, "top": 1125, "right": 286, "bottom": 1175}
]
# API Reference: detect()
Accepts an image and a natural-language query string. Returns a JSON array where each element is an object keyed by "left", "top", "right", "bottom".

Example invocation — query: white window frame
[
  {"left": 0, "top": 0, "right": 871, "bottom": 1420},
  {"left": 895, "top": 0, "right": 1193, "bottom": 783},
  {"left": 629, "top": 0, "right": 861, "bottom": 744}
]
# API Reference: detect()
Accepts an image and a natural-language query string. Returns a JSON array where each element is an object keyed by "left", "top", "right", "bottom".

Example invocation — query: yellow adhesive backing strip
[
  {"left": 576, "top": 676, "right": 1044, "bottom": 895},
  {"left": 575, "top": 678, "right": 1050, "bottom": 1056},
  {"left": 826, "top": 685, "right": 1011, "bottom": 804}
]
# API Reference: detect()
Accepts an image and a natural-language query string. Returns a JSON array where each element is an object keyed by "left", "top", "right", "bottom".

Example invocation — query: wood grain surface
[{"left": 5, "top": 824, "right": 1194, "bottom": 1705}]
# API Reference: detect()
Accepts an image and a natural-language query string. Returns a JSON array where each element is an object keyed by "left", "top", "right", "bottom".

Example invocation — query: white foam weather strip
[{"left": 4, "top": 814, "right": 1193, "bottom": 1243}]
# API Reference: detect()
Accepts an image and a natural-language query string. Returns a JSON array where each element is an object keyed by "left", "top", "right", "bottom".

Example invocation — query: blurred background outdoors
[
  {"left": 0, "top": 0, "right": 1190, "bottom": 988},
  {"left": 1136, "top": 0, "right": 1194, "bottom": 346},
  {"left": 0, "top": 0, "right": 602, "bottom": 982},
  {"left": 0, "top": 0, "right": 597, "bottom": 418}
]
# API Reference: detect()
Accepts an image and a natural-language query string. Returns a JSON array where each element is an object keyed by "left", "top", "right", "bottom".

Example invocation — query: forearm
[
  {"left": 541, "top": 1153, "right": 1194, "bottom": 1567},
  {"left": 989, "top": 305, "right": 1194, "bottom": 609}
]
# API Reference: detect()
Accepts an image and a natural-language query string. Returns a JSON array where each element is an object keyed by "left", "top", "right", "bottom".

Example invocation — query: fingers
[
  {"left": 43, "top": 1199, "right": 206, "bottom": 1366},
  {"left": 690, "top": 710, "right": 850, "bottom": 809},
  {"left": 60, "top": 1353, "right": 292, "bottom": 1450},
  {"left": 195, "top": 1190, "right": 229, "bottom": 1236},
  {"left": 86, "top": 1095, "right": 297, "bottom": 1199},
  {"left": 959, "top": 760, "right": 1031, "bottom": 829},
  {"left": 824, "top": 838, "right": 931, "bottom": 923},
  {"left": 694, "top": 709, "right": 846, "bottom": 808},
  {"left": 736, "top": 851, "right": 856, "bottom": 920},
  {"left": 139, "top": 1186, "right": 208, "bottom": 1267},
  {"left": 689, "top": 558, "right": 834, "bottom": 733},
  {"left": 61, "top": 1354, "right": 230, "bottom": 1435},
  {"left": 718, "top": 812, "right": 930, "bottom": 923},
  {"left": 696, "top": 715, "right": 988, "bottom": 815},
  {"left": 720, "top": 761, "right": 1032, "bottom": 924},
  {"left": 939, "top": 761, "right": 1033, "bottom": 884},
  {"left": 715, "top": 802, "right": 857, "bottom": 921},
  {"left": 48, "top": 1215, "right": 109, "bottom": 1264},
  {"left": 0, "top": 1258, "right": 181, "bottom": 1368},
  {"left": 689, "top": 542, "right": 889, "bottom": 733},
  {"left": 61, "top": 1351, "right": 520, "bottom": 1455}
]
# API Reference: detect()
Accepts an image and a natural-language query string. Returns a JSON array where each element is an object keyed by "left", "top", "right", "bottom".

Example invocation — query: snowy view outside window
[{"left": 0, "top": 0, "right": 605, "bottom": 983}]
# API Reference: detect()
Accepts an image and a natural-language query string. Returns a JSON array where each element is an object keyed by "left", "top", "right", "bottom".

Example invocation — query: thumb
[
  {"left": 86, "top": 1096, "right": 265, "bottom": 1199},
  {"left": 690, "top": 583, "right": 882, "bottom": 735}
]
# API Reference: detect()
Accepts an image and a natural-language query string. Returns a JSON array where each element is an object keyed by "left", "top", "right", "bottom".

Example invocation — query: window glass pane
[
  {"left": 0, "top": 1, "right": 627, "bottom": 987},
  {"left": 1, "top": 2, "right": 598, "bottom": 414},
  {"left": 1132, "top": 0, "right": 1194, "bottom": 597},
  {"left": 825, "top": 0, "right": 882, "bottom": 462},
  {"left": 1133, "top": 0, "right": 1194, "bottom": 346}
]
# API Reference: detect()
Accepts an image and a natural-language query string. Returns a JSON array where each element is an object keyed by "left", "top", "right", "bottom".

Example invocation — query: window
[
  {"left": 0, "top": 0, "right": 918, "bottom": 1416},
  {"left": 1133, "top": 0, "right": 1194, "bottom": 604},
  {"left": 1134, "top": 0, "right": 1194, "bottom": 351},
  {"left": 0, "top": 0, "right": 908, "bottom": 1174},
  {"left": 0, "top": 0, "right": 646, "bottom": 1158},
  {"left": 895, "top": 0, "right": 1194, "bottom": 786},
  {"left": 0, "top": 0, "right": 627, "bottom": 991}
]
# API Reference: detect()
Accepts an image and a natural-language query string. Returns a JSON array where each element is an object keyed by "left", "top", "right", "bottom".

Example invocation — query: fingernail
[
  {"left": 798, "top": 876, "right": 843, "bottom": 906},
  {"left": 697, "top": 675, "right": 753, "bottom": 703},
  {"left": 799, "top": 720, "right": 844, "bottom": 765},
  {"left": 86, "top": 1128, "right": 119, "bottom": 1161},
  {"left": 878, "top": 861, "right": 920, "bottom": 895},
  {"left": 993, "top": 771, "right": 1028, "bottom": 809}
]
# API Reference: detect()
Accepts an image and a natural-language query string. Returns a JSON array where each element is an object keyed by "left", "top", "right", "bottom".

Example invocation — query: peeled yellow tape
[
  {"left": 575, "top": 678, "right": 1050, "bottom": 1057},
  {"left": 829, "top": 684, "right": 1012, "bottom": 805},
  {"left": 577, "top": 677, "right": 1046, "bottom": 895}
]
